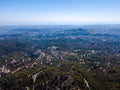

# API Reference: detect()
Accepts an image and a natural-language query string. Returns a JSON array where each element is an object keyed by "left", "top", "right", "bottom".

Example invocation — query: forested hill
[{"left": 0, "top": 25, "right": 120, "bottom": 90}]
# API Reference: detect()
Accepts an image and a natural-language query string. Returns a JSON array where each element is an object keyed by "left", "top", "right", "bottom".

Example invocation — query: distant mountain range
[{"left": 0, "top": 25, "right": 120, "bottom": 35}]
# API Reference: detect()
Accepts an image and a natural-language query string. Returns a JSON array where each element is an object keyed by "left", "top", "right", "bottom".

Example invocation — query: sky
[{"left": 0, "top": 0, "right": 120, "bottom": 25}]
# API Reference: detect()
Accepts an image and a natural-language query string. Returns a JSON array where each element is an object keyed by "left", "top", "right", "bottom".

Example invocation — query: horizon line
[{"left": 0, "top": 24, "right": 120, "bottom": 27}]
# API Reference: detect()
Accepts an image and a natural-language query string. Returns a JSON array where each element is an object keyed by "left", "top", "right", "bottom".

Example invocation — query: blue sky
[{"left": 0, "top": 0, "right": 120, "bottom": 25}]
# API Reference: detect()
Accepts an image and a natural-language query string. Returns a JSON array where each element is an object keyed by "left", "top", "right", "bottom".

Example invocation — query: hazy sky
[{"left": 0, "top": 0, "right": 120, "bottom": 25}]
